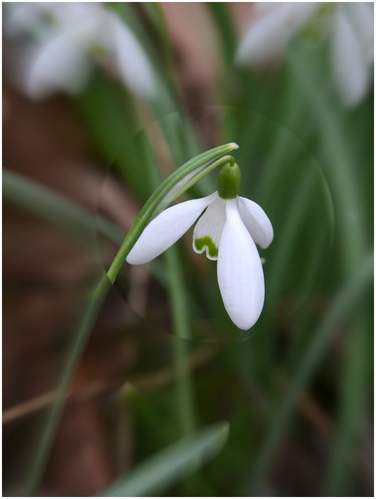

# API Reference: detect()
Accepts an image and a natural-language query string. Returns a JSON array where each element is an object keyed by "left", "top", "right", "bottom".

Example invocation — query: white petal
[
  {"left": 57, "top": 3, "right": 103, "bottom": 29},
  {"left": 331, "top": 6, "right": 369, "bottom": 107},
  {"left": 290, "top": 3, "right": 319, "bottom": 30},
  {"left": 126, "top": 194, "right": 215, "bottom": 265},
  {"left": 217, "top": 199, "right": 265, "bottom": 330},
  {"left": 238, "top": 197, "right": 274, "bottom": 249},
  {"left": 78, "top": 7, "right": 113, "bottom": 53},
  {"left": 254, "top": 2, "right": 279, "bottom": 16},
  {"left": 235, "top": 3, "right": 291, "bottom": 65},
  {"left": 110, "top": 14, "right": 156, "bottom": 99},
  {"left": 193, "top": 195, "right": 226, "bottom": 261},
  {"left": 235, "top": 2, "right": 317, "bottom": 65},
  {"left": 27, "top": 29, "right": 92, "bottom": 99},
  {"left": 347, "top": 3, "right": 374, "bottom": 63}
]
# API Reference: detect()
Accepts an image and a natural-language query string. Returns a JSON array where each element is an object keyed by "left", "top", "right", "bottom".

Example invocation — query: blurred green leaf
[
  {"left": 287, "top": 45, "right": 367, "bottom": 273},
  {"left": 3, "top": 169, "right": 94, "bottom": 240},
  {"left": 100, "top": 422, "right": 229, "bottom": 497},
  {"left": 140, "top": 2, "right": 174, "bottom": 75},
  {"left": 207, "top": 3, "right": 237, "bottom": 65},
  {"left": 322, "top": 309, "right": 370, "bottom": 495},
  {"left": 78, "top": 72, "right": 146, "bottom": 197},
  {"left": 248, "top": 253, "right": 373, "bottom": 495},
  {"left": 3, "top": 169, "right": 124, "bottom": 246}
]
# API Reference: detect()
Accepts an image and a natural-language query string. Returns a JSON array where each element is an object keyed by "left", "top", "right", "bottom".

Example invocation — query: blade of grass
[
  {"left": 99, "top": 422, "right": 229, "bottom": 497},
  {"left": 140, "top": 2, "right": 175, "bottom": 78},
  {"left": 207, "top": 3, "right": 237, "bottom": 65},
  {"left": 322, "top": 310, "right": 370, "bottom": 495},
  {"left": 3, "top": 170, "right": 93, "bottom": 241},
  {"left": 26, "top": 274, "right": 110, "bottom": 495}
]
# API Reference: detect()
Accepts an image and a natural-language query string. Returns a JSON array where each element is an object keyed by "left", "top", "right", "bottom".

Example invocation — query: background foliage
[{"left": 3, "top": 3, "right": 373, "bottom": 496}]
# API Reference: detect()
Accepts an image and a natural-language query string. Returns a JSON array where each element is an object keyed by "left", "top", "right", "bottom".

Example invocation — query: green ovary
[{"left": 195, "top": 237, "right": 218, "bottom": 258}]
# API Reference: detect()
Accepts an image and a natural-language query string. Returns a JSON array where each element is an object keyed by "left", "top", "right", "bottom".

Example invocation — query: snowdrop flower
[
  {"left": 126, "top": 163, "right": 273, "bottom": 330},
  {"left": 235, "top": 2, "right": 374, "bottom": 107},
  {"left": 5, "top": 2, "right": 155, "bottom": 100},
  {"left": 235, "top": 2, "right": 319, "bottom": 65},
  {"left": 331, "top": 3, "right": 374, "bottom": 107}
]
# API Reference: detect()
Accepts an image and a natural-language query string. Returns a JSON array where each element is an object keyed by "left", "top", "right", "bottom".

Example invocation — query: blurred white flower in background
[
  {"left": 235, "top": 2, "right": 319, "bottom": 65},
  {"left": 331, "top": 3, "right": 374, "bottom": 107},
  {"left": 4, "top": 2, "right": 156, "bottom": 100},
  {"left": 235, "top": 2, "right": 374, "bottom": 107}
]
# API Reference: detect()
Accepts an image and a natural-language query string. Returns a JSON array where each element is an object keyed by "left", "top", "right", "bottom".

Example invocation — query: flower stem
[
  {"left": 26, "top": 143, "right": 237, "bottom": 494},
  {"left": 164, "top": 247, "right": 196, "bottom": 435}
]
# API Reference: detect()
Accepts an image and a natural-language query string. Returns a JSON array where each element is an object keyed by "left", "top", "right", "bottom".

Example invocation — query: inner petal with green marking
[
  {"left": 193, "top": 195, "right": 226, "bottom": 261},
  {"left": 195, "top": 236, "right": 218, "bottom": 259}
]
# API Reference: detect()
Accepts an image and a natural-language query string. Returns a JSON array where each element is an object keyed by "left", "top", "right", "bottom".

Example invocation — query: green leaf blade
[{"left": 100, "top": 422, "right": 229, "bottom": 497}]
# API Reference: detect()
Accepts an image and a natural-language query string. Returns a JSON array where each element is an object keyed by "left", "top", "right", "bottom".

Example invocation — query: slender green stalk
[
  {"left": 164, "top": 244, "right": 222, "bottom": 494},
  {"left": 173, "top": 336, "right": 195, "bottom": 438},
  {"left": 165, "top": 248, "right": 196, "bottom": 435},
  {"left": 23, "top": 143, "right": 236, "bottom": 494}
]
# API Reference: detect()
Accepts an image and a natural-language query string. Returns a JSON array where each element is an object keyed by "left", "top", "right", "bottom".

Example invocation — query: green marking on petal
[{"left": 195, "top": 237, "right": 218, "bottom": 259}]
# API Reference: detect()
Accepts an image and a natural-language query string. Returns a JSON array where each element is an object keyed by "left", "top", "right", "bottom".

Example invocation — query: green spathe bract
[{"left": 217, "top": 162, "right": 241, "bottom": 199}]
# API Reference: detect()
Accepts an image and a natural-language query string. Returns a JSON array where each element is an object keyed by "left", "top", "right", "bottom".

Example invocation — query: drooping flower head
[
  {"left": 235, "top": 2, "right": 374, "bottom": 108},
  {"left": 126, "top": 161, "right": 273, "bottom": 330},
  {"left": 4, "top": 2, "right": 155, "bottom": 100}
]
